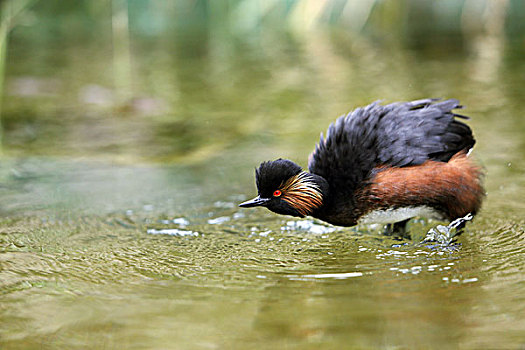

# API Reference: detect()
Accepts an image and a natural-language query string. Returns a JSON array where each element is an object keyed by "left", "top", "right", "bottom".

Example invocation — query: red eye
[{"left": 273, "top": 190, "right": 282, "bottom": 197}]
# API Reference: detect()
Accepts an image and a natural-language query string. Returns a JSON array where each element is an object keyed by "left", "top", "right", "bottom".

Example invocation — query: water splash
[
  {"left": 146, "top": 228, "right": 199, "bottom": 237},
  {"left": 207, "top": 216, "right": 231, "bottom": 225},
  {"left": 421, "top": 213, "right": 473, "bottom": 246},
  {"left": 281, "top": 220, "right": 336, "bottom": 235}
]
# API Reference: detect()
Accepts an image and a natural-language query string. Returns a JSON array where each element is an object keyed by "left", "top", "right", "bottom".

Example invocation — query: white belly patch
[{"left": 357, "top": 206, "right": 444, "bottom": 225}]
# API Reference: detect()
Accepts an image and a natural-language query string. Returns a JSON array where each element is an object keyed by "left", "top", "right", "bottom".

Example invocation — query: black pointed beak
[{"left": 239, "top": 196, "right": 271, "bottom": 208}]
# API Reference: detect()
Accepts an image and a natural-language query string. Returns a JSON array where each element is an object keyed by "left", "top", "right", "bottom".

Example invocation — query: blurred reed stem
[
  {"left": 0, "top": 0, "right": 36, "bottom": 151},
  {"left": 112, "top": 0, "right": 133, "bottom": 105}
]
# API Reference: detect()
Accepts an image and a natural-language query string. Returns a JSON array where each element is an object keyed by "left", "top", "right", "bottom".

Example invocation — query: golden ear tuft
[{"left": 280, "top": 172, "right": 323, "bottom": 216}]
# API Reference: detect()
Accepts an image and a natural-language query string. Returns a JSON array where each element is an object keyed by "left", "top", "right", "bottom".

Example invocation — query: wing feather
[{"left": 308, "top": 99, "right": 475, "bottom": 190}]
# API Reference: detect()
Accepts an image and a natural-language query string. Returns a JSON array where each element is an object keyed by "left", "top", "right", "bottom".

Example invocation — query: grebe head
[{"left": 239, "top": 159, "right": 326, "bottom": 217}]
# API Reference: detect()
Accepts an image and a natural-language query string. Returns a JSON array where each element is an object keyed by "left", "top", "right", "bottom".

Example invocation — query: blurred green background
[{"left": 1, "top": 0, "right": 523, "bottom": 164}]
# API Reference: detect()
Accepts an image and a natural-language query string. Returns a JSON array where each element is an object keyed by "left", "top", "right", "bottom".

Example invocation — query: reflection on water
[
  {"left": 2, "top": 1, "right": 525, "bottom": 349},
  {"left": 1, "top": 158, "right": 524, "bottom": 349}
]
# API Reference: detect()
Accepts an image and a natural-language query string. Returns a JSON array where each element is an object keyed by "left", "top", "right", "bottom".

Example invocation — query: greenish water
[{"left": 2, "top": 2, "right": 525, "bottom": 349}]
